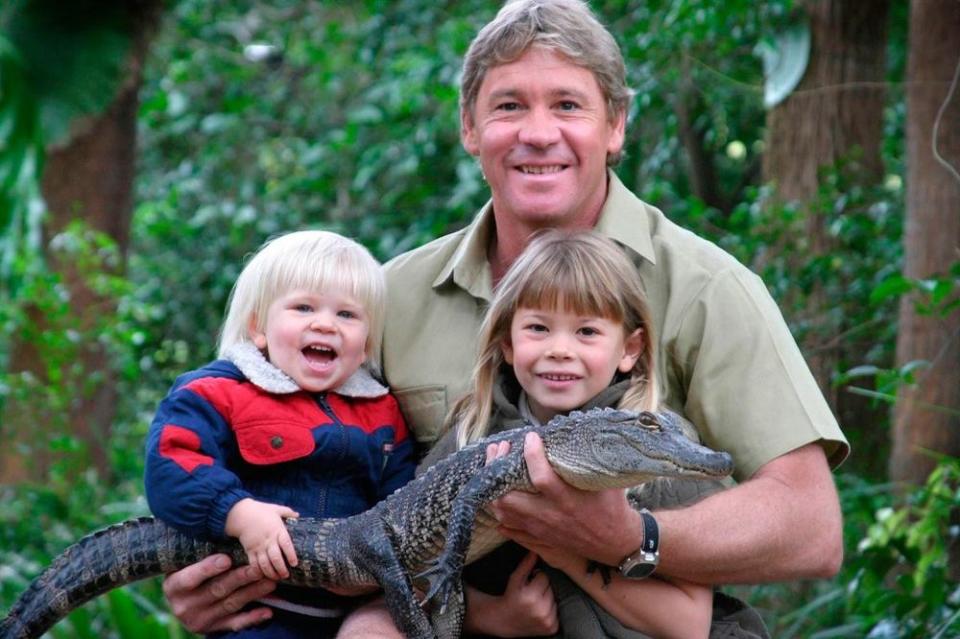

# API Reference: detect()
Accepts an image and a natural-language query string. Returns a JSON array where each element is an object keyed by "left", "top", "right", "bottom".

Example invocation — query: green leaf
[
  {"left": 4, "top": 0, "right": 134, "bottom": 146},
  {"left": 869, "top": 274, "right": 912, "bottom": 305},
  {"left": 107, "top": 588, "right": 142, "bottom": 637},
  {"left": 0, "top": 32, "right": 45, "bottom": 291}
]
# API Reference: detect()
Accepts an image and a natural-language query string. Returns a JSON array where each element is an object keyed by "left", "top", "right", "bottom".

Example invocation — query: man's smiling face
[{"left": 461, "top": 46, "right": 625, "bottom": 231}]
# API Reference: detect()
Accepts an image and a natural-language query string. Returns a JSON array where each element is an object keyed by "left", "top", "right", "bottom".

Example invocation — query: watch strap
[
  {"left": 618, "top": 508, "right": 660, "bottom": 579},
  {"left": 639, "top": 508, "right": 659, "bottom": 554}
]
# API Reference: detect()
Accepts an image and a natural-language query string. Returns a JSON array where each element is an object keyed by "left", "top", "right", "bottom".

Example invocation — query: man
[{"left": 162, "top": 0, "right": 847, "bottom": 636}]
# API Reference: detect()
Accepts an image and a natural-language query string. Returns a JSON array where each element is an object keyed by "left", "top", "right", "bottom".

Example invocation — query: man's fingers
[
  {"left": 497, "top": 525, "right": 541, "bottom": 550},
  {"left": 165, "top": 560, "right": 275, "bottom": 634},
  {"left": 164, "top": 554, "right": 233, "bottom": 595},
  {"left": 522, "top": 432, "right": 556, "bottom": 489},
  {"left": 207, "top": 564, "right": 265, "bottom": 600},
  {"left": 491, "top": 487, "right": 541, "bottom": 526},
  {"left": 218, "top": 578, "right": 276, "bottom": 616},
  {"left": 219, "top": 607, "right": 273, "bottom": 633}
]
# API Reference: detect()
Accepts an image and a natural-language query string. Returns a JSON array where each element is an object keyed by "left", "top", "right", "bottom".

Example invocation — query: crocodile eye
[{"left": 638, "top": 411, "right": 661, "bottom": 430}]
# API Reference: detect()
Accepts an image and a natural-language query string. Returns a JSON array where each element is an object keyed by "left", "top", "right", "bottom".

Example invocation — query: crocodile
[{"left": 0, "top": 407, "right": 733, "bottom": 639}]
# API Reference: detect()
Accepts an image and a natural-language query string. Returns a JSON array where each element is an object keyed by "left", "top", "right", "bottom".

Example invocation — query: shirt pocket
[
  {"left": 234, "top": 420, "right": 316, "bottom": 465},
  {"left": 393, "top": 385, "right": 447, "bottom": 445}
]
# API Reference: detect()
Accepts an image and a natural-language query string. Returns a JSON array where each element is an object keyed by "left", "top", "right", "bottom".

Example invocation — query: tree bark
[
  {"left": 676, "top": 74, "right": 725, "bottom": 214},
  {"left": 0, "top": 2, "right": 159, "bottom": 483},
  {"left": 890, "top": 0, "right": 960, "bottom": 485},
  {"left": 762, "top": 0, "right": 890, "bottom": 443}
]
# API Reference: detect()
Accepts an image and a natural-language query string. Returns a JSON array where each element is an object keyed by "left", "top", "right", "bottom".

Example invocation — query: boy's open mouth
[{"left": 303, "top": 344, "right": 336, "bottom": 365}]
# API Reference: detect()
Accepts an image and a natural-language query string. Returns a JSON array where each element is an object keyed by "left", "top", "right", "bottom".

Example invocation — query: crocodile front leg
[
  {"left": 418, "top": 447, "right": 526, "bottom": 609},
  {"left": 351, "top": 516, "right": 435, "bottom": 639}
]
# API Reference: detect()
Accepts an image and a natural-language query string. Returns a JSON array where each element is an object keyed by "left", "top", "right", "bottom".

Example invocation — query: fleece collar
[{"left": 224, "top": 342, "right": 388, "bottom": 398}]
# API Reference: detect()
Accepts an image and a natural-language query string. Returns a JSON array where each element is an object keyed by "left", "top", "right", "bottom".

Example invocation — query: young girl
[
  {"left": 420, "top": 229, "right": 713, "bottom": 639},
  {"left": 144, "top": 230, "right": 416, "bottom": 638}
]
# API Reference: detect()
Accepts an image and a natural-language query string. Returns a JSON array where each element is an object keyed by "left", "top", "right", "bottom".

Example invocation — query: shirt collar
[
  {"left": 433, "top": 200, "right": 496, "bottom": 301},
  {"left": 595, "top": 171, "right": 657, "bottom": 265},
  {"left": 432, "top": 170, "right": 657, "bottom": 297}
]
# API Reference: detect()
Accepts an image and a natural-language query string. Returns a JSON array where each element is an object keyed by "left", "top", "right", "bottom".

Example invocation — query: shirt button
[{"left": 270, "top": 436, "right": 284, "bottom": 449}]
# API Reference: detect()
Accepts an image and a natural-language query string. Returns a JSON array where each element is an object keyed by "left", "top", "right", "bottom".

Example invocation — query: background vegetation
[{"left": 2, "top": 1, "right": 959, "bottom": 637}]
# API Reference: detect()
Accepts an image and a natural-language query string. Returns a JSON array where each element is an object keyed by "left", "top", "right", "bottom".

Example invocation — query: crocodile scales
[{"left": 0, "top": 407, "right": 733, "bottom": 639}]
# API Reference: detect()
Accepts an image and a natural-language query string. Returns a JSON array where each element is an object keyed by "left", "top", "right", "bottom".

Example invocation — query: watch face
[{"left": 623, "top": 561, "right": 658, "bottom": 579}]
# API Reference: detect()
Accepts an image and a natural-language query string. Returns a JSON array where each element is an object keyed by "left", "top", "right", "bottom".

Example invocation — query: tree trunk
[
  {"left": 676, "top": 69, "right": 725, "bottom": 215},
  {"left": 0, "top": 3, "right": 159, "bottom": 483},
  {"left": 890, "top": 0, "right": 960, "bottom": 485},
  {"left": 762, "top": 0, "right": 890, "bottom": 445}
]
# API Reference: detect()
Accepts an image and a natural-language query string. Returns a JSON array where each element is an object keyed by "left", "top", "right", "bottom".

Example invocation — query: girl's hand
[
  {"left": 225, "top": 499, "right": 300, "bottom": 580},
  {"left": 464, "top": 551, "right": 559, "bottom": 637}
]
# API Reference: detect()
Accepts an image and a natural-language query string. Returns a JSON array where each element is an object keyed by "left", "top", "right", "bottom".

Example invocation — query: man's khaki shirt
[{"left": 382, "top": 172, "right": 848, "bottom": 480}]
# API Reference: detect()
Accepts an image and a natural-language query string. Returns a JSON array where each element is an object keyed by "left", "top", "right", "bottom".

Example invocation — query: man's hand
[
  {"left": 162, "top": 555, "right": 277, "bottom": 634},
  {"left": 489, "top": 432, "right": 642, "bottom": 566}
]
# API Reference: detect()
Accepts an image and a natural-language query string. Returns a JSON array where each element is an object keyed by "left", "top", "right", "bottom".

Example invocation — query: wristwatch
[{"left": 618, "top": 508, "right": 659, "bottom": 579}]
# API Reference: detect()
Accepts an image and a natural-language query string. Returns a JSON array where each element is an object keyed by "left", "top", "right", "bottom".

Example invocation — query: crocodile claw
[{"left": 415, "top": 560, "right": 459, "bottom": 611}]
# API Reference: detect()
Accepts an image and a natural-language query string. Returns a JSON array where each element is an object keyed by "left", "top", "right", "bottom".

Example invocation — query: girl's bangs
[{"left": 515, "top": 260, "right": 624, "bottom": 321}]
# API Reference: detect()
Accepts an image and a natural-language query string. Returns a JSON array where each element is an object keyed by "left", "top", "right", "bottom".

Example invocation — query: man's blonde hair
[
  {"left": 218, "top": 230, "right": 385, "bottom": 373},
  {"left": 453, "top": 230, "right": 658, "bottom": 447}
]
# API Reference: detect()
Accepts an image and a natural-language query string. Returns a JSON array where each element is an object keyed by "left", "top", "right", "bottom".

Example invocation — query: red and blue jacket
[{"left": 144, "top": 357, "right": 415, "bottom": 542}]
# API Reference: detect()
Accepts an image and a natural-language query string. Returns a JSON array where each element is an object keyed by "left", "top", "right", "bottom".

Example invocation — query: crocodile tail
[{"left": 0, "top": 516, "right": 228, "bottom": 639}]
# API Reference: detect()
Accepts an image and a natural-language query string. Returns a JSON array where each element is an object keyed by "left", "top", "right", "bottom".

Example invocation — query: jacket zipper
[{"left": 313, "top": 393, "right": 348, "bottom": 515}]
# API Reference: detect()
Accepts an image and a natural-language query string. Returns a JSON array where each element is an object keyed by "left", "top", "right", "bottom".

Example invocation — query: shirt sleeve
[
  {"left": 670, "top": 267, "right": 849, "bottom": 480},
  {"left": 144, "top": 381, "right": 252, "bottom": 539}
]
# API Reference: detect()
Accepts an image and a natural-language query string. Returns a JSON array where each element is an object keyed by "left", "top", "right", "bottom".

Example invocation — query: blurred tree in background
[
  {"left": 1, "top": 0, "right": 161, "bottom": 482},
  {"left": 2, "top": 0, "right": 959, "bottom": 636},
  {"left": 891, "top": 0, "right": 960, "bottom": 487}
]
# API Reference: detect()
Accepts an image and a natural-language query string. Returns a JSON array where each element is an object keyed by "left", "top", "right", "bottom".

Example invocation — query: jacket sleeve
[
  {"left": 377, "top": 395, "right": 417, "bottom": 500},
  {"left": 144, "top": 379, "right": 252, "bottom": 539}
]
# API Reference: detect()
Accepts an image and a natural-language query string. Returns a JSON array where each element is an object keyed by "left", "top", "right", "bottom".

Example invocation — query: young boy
[{"left": 145, "top": 230, "right": 415, "bottom": 638}]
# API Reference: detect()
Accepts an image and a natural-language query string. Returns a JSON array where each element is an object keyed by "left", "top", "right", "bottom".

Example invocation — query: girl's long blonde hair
[{"left": 453, "top": 230, "right": 659, "bottom": 448}]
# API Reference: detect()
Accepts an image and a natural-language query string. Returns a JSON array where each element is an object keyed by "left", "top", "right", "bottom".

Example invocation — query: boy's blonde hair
[
  {"left": 218, "top": 230, "right": 385, "bottom": 373},
  {"left": 454, "top": 230, "right": 659, "bottom": 447}
]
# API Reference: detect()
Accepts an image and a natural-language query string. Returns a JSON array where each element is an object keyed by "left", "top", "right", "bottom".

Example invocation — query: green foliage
[
  {"left": 130, "top": 0, "right": 497, "bottom": 388},
  {"left": 0, "top": 475, "right": 180, "bottom": 639},
  {"left": 718, "top": 157, "right": 904, "bottom": 363},
  {"left": 0, "top": 0, "right": 140, "bottom": 372},
  {"left": 740, "top": 463, "right": 960, "bottom": 638},
  {"left": 844, "top": 460, "right": 960, "bottom": 637},
  {"left": 0, "top": 222, "right": 152, "bottom": 479},
  {"left": 2, "top": 0, "right": 134, "bottom": 145},
  {"left": 607, "top": 0, "right": 794, "bottom": 212},
  {"left": 0, "top": 33, "right": 44, "bottom": 307}
]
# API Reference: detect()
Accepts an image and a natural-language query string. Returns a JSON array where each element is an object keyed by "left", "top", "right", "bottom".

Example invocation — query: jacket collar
[
  {"left": 224, "top": 342, "right": 388, "bottom": 398},
  {"left": 491, "top": 369, "right": 631, "bottom": 430}
]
